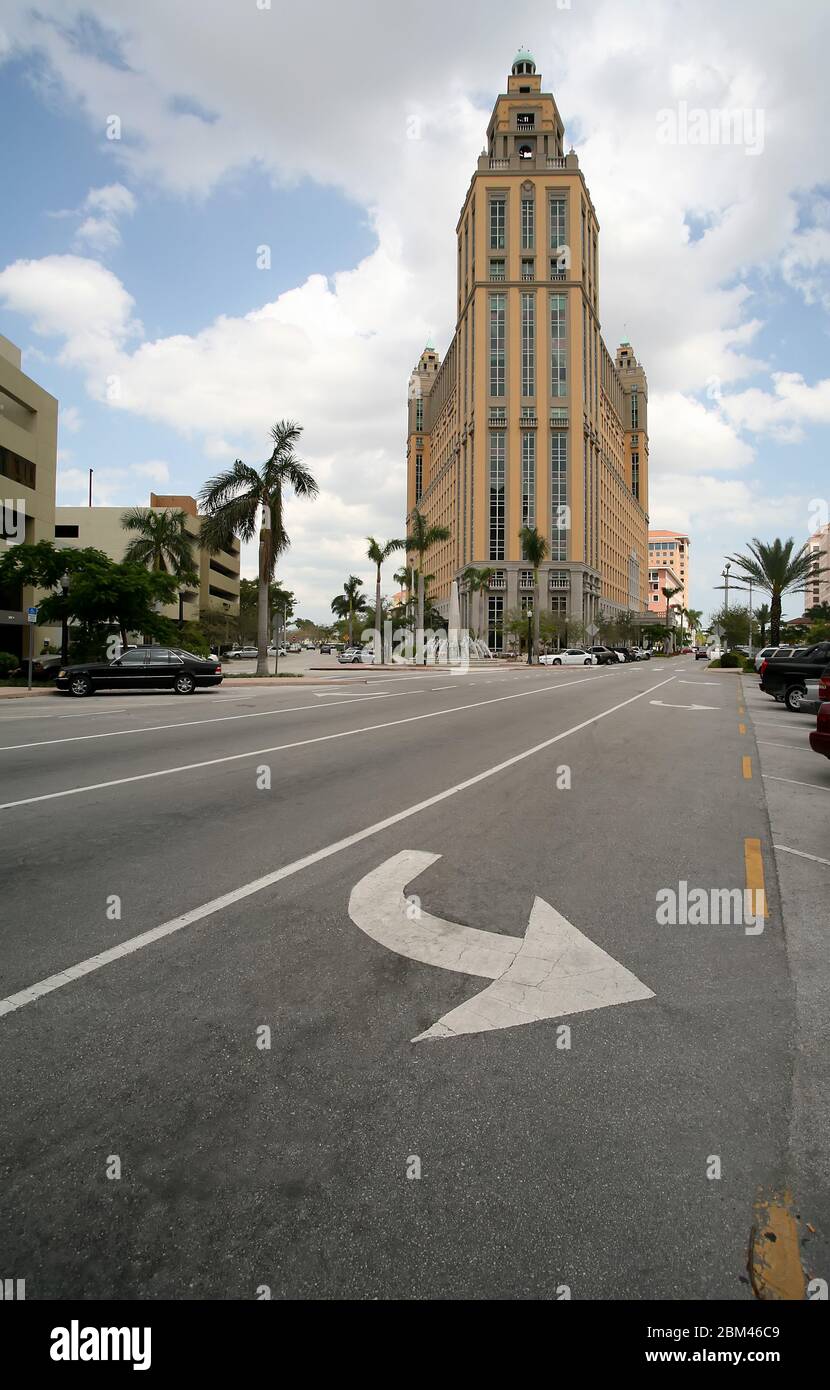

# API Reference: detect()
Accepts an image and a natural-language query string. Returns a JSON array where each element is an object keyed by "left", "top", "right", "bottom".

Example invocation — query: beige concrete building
[
  {"left": 406, "top": 51, "right": 650, "bottom": 647},
  {"left": 648, "top": 530, "right": 690, "bottom": 609},
  {"left": 54, "top": 493, "right": 240, "bottom": 626},
  {"left": 805, "top": 523, "right": 830, "bottom": 612},
  {"left": 648, "top": 559, "right": 684, "bottom": 621},
  {"left": 0, "top": 336, "right": 58, "bottom": 658}
]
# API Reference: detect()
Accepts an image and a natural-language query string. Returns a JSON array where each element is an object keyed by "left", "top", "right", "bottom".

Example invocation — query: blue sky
[{"left": 1, "top": 0, "right": 829, "bottom": 621}]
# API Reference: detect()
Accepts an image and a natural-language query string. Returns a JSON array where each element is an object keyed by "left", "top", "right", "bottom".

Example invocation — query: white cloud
[
  {"left": 718, "top": 372, "right": 830, "bottom": 441},
  {"left": 2, "top": 0, "right": 830, "bottom": 614},
  {"left": 59, "top": 404, "right": 82, "bottom": 433},
  {"left": 132, "top": 460, "right": 171, "bottom": 484}
]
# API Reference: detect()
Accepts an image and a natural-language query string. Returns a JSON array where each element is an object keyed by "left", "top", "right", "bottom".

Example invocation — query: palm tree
[
  {"left": 685, "top": 607, "right": 703, "bottom": 643},
  {"left": 754, "top": 603, "right": 770, "bottom": 644},
  {"left": 519, "top": 525, "right": 549, "bottom": 662},
  {"left": 199, "top": 421, "right": 318, "bottom": 676},
  {"left": 662, "top": 584, "right": 682, "bottom": 649},
  {"left": 332, "top": 576, "right": 367, "bottom": 646},
  {"left": 367, "top": 536, "right": 406, "bottom": 662},
  {"left": 121, "top": 507, "right": 198, "bottom": 582},
  {"left": 406, "top": 508, "right": 450, "bottom": 661},
  {"left": 727, "top": 538, "right": 827, "bottom": 645},
  {"left": 462, "top": 565, "right": 494, "bottom": 639}
]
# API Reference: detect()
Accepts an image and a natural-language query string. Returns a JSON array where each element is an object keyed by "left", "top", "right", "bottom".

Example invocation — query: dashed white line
[{"left": 773, "top": 844, "right": 830, "bottom": 867}]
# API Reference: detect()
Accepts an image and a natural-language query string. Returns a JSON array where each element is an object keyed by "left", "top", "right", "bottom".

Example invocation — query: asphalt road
[{"left": 0, "top": 657, "right": 825, "bottom": 1299}]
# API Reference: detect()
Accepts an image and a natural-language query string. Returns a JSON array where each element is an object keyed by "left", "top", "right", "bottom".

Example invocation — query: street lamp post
[
  {"left": 60, "top": 570, "right": 71, "bottom": 665},
  {"left": 526, "top": 605, "right": 533, "bottom": 665}
]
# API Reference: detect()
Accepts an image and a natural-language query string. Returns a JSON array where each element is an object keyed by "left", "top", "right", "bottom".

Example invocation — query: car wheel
[
  {"left": 584, "top": 658, "right": 592, "bottom": 665},
  {"left": 785, "top": 685, "right": 807, "bottom": 712},
  {"left": 69, "top": 674, "right": 93, "bottom": 697},
  {"left": 552, "top": 658, "right": 562, "bottom": 665},
  {"left": 174, "top": 672, "right": 196, "bottom": 695}
]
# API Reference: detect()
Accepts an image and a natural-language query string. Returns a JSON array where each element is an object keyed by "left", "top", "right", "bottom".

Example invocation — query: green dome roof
[{"left": 513, "top": 47, "right": 535, "bottom": 65}]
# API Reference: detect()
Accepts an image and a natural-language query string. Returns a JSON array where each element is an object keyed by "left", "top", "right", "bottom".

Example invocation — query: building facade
[
  {"left": 0, "top": 336, "right": 58, "bottom": 658},
  {"left": 406, "top": 51, "right": 650, "bottom": 648},
  {"left": 647, "top": 560, "right": 684, "bottom": 620},
  {"left": 54, "top": 493, "right": 240, "bottom": 626},
  {"left": 805, "top": 523, "right": 830, "bottom": 612},
  {"left": 648, "top": 530, "right": 690, "bottom": 610}
]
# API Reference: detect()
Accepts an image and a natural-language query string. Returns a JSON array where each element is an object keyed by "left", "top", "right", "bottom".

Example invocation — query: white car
[
  {"left": 337, "top": 647, "right": 375, "bottom": 664},
  {"left": 754, "top": 646, "right": 779, "bottom": 671},
  {"left": 539, "top": 648, "right": 598, "bottom": 666},
  {"left": 226, "top": 646, "right": 258, "bottom": 660}
]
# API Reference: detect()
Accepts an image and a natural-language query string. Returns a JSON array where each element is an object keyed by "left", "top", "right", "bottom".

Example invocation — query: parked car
[
  {"left": 630, "top": 646, "right": 651, "bottom": 661},
  {"left": 611, "top": 647, "right": 635, "bottom": 663},
  {"left": 55, "top": 646, "right": 223, "bottom": 697},
  {"left": 337, "top": 647, "right": 374, "bottom": 664},
  {"left": 287, "top": 642, "right": 302, "bottom": 653},
  {"left": 783, "top": 677, "right": 822, "bottom": 713},
  {"left": 694, "top": 647, "right": 709, "bottom": 661},
  {"left": 226, "top": 646, "right": 258, "bottom": 660},
  {"left": 267, "top": 645, "right": 287, "bottom": 657},
  {"left": 759, "top": 642, "right": 830, "bottom": 705},
  {"left": 754, "top": 646, "right": 779, "bottom": 671},
  {"left": 680, "top": 646, "right": 695, "bottom": 654},
  {"left": 540, "top": 648, "right": 598, "bottom": 666},
  {"left": 588, "top": 645, "right": 618, "bottom": 665},
  {"left": 809, "top": 698, "right": 830, "bottom": 760}
]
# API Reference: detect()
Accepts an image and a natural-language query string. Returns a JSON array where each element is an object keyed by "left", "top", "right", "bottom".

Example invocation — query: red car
[{"left": 809, "top": 672, "right": 830, "bottom": 759}]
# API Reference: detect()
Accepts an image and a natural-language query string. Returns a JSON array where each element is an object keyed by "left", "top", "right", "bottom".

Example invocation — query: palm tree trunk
[
  {"left": 375, "top": 566, "right": 382, "bottom": 664},
  {"left": 532, "top": 573, "right": 540, "bottom": 662},
  {"left": 770, "top": 592, "right": 782, "bottom": 646},
  {"left": 417, "top": 569, "right": 425, "bottom": 664}
]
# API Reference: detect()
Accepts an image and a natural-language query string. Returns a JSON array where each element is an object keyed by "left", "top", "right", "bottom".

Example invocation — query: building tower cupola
[{"left": 511, "top": 47, "right": 536, "bottom": 77}]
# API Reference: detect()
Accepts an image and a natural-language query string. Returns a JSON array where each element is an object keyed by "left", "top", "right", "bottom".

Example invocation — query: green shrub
[{"left": 0, "top": 651, "right": 20, "bottom": 677}]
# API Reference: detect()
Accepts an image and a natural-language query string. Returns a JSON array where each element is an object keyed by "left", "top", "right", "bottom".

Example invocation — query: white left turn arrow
[{"left": 348, "top": 851, "right": 654, "bottom": 1042}]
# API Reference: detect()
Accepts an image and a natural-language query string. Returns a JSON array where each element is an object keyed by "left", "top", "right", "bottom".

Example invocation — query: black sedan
[{"left": 55, "top": 646, "right": 223, "bottom": 697}]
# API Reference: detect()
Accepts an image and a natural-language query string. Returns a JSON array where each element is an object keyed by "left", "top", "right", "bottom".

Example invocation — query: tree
[
  {"left": 34, "top": 553, "right": 177, "bottom": 650},
  {"left": 709, "top": 604, "right": 753, "bottom": 652},
  {"left": 406, "top": 509, "right": 451, "bottom": 661},
  {"left": 121, "top": 508, "right": 198, "bottom": 585},
  {"left": 367, "top": 536, "right": 405, "bottom": 662},
  {"left": 661, "top": 585, "right": 682, "bottom": 649},
  {"left": 332, "top": 576, "right": 367, "bottom": 646},
  {"left": 519, "top": 525, "right": 548, "bottom": 661},
  {"left": 685, "top": 608, "right": 703, "bottom": 642},
  {"left": 727, "top": 537, "right": 827, "bottom": 646},
  {"left": 200, "top": 421, "right": 318, "bottom": 676},
  {"left": 461, "top": 565, "right": 494, "bottom": 639},
  {"left": 237, "top": 578, "right": 295, "bottom": 645},
  {"left": 804, "top": 600, "right": 830, "bottom": 625}
]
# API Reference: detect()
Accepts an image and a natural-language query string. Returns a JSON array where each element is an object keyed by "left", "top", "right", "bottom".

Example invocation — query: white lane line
[
  {"left": 757, "top": 741, "right": 813, "bottom": 753},
  {"left": 773, "top": 844, "right": 830, "bottom": 867},
  {"left": 0, "top": 671, "right": 674, "bottom": 812},
  {"left": 0, "top": 674, "right": 676, "bottom": 1019},
  {"left": 752, "top": 721, "right": 815, "bottom": 731},
  {"left": 431, "top": 685, "right": 455, "bottom": 691},
  {"left": 0, "top": 691, "right": 293, "bottom": 723},
  {"left": 763, "top": 775, "right": 830, "bottom": 791}
]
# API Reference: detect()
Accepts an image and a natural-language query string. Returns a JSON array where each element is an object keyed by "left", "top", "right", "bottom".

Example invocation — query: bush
[{"left": 0, "top": 651, "right": 20, "bottom": 677}]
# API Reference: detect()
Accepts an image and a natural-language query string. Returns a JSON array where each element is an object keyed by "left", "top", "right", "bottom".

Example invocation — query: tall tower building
[{"left": 406, "top": 50, "right": 650, "bottom": 647}]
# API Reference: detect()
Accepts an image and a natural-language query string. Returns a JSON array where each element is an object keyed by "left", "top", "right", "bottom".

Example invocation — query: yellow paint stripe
[
  {"left": 739, "top": 722, "right": 747, "bottom": 734},
  {"left": 739, "top": 705, "right": 746, "bottom": 715},
  {"left": 743, "top": 756, "right": 752, "bottom": 780},
  {"left": 749, "top": 1190, "right": 806, "bottom": 1300},
  {"left": 744, "top": 837, "right": 767, "bottom": 918}
]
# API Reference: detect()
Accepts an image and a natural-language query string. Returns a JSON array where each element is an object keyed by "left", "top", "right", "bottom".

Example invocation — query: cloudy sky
[{"left": 1, "top": 0, "right": 828, "bottom": 621}]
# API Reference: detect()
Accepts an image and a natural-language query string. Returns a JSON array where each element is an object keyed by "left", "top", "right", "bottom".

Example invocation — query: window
[
  {"left": 415, "top": 452, "right": 423, "bottom": 501},
  {"left": 488, "top": 431, "right": 505, "bottom": 561},
  {"left": 521, "top": 292, "right": 535, "bottom": 397},
  {"left": 55, "top": 524, "right": 79, "bottom": 538},
  {"left": 117, "top": 650, "right": 148, "bottom": 666},
  {"left": 0, "top": 445, "right": 36, "bottom": 491},
  {"left": 550, "top": 293, "right": 567, "bottom": 397},
  {"left": 489, "top": 293, "right": 506, "bottom": 397},
  {"left": 521, "top": 432, "right": 536, "bottom": 534},
  {"left": 517, "top": 112, "right": 535, "bottom": 129},
  {"left": 550, "top": 257, "right": 566, "bottom": 280},
  {"left": 551, "top": 433, "right": 568, "bottom": 561},
  {"left": 521, "top": 258, "right": 535, "bottom": 280},
  {"left": 415, "top": 397, "right": 423, "bottom": 430},
  {"left": 488, "top": 594, "right": 504, "bottom": 651},
  {"left": 549, "top": 196, "right": 566, "bottom": 251},
  {"left": 631, "top": 386, "right": 639, "bottom": 429},
  {"left": 489, "top": 258, "right": 506, "bottom": 280},
  {"left": 521, "top": 197, "right": 535, "bottom": 250},
  {"left": 489, "top": 196, "right": 506, "bottom": 250},
  {"left": 631, "top": 451, "right": 640, "bottom": 501}
]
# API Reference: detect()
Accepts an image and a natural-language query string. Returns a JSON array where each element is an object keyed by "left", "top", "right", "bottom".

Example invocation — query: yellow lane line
[
  {"left": 744, "top": 837, "right": 767, "bottom": 918},
  {"left": 742, "top": 756, "right": 752, "bottom": 780}
]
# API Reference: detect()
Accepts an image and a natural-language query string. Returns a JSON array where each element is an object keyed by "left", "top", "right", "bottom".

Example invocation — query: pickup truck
[{"left": 759, "top": 642, "right": 830, "bottom": 710}]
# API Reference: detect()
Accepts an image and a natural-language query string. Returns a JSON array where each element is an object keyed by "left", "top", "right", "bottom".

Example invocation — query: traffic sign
[
  {"left": 586, "top": 623, "right": 599, "bottom": 638},
  {"left": 26, "top": 607, "right": 38, "bottom": 623}
]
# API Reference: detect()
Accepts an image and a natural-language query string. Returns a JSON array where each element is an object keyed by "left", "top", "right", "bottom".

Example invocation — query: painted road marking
[
  {"left": 0, "top": 676, "right": 676, "bottom": 1017},
  {"left": 348, "top": 851, "right": 654, "bottom": 1042},
  {"left": 678, "top": 680, "right": 722, "bottom": 687},
  {"left": 744, "top": 838, "right": 768, "bottom": 918},
  {"left": 757, "top": 741, "right": 813, "bottom": 754},
  {"left": 0, "top": 671, "right": 673, "bottom": 812},
  {"left": 773, "top": 844, "right": 830, "bottom": 867},
  {"left": 739, "top": 723, "right": 747, "bottom": 734},
  {"left": 749, "top": 1191, "right": 806, "bottom": 1301},
  {"left": 763, "top": 775, "right": 830, "bottom": 792},
  {"left": 650, "top": 700, "right": 718, "bottom": 711},
  {"left": 743, "top": 756, "right": 752, "bottom": 780}
]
